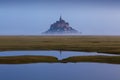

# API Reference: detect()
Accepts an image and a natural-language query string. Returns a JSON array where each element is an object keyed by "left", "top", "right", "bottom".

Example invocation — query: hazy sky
[{"left": 0, "top": 0, "right": 120, "bottom": 35}]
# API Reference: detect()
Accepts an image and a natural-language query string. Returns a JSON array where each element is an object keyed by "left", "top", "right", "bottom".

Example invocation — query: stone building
[{"left": 43, "top": 16, "right": 79, "bottom": 34}]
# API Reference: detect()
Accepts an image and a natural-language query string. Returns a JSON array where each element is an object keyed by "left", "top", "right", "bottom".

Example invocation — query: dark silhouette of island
[{"left": 43, "top": 16, "right": 79, "bottom": 34}]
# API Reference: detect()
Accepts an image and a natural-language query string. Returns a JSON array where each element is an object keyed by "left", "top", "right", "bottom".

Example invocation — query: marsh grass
[
  {"left": 0, "top": 55, "right": 58, "bottom": 64},
  {"left": 62, "top": 55, "right": 120, "bottom": 64},
  {"left": 0, "top": 36, "right": 120, "bottom": 54},
  {"left": 0, "top": 55, "right": 120, "bottom": 64}
]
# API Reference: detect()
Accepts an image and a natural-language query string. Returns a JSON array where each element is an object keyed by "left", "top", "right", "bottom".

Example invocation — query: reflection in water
[
  {"left": 0, "top": 50, "right": 119, "bottom": 64},
  {"left": 59, "top": 50, "right": 62, "bottom": 59},
  {"left": 0, "top": 51, "right": 118, "bottom": 60},
  {"left": 0, "top": 51, "right": 120, "bottom": 80}
]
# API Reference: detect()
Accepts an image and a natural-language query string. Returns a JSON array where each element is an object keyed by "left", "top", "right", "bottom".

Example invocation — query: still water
[{"left": 0, "top": 51, "right": 120, "bottom": 80}]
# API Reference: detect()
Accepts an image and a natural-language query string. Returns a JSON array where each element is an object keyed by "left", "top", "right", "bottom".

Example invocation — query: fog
[{"left": 0, "top": 1, "right": 120, "bottom": 35}]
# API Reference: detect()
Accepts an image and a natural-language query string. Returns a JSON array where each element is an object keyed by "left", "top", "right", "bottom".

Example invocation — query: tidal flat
[{"left": 0, "top": 36, "right": 120, "bottom": 54}]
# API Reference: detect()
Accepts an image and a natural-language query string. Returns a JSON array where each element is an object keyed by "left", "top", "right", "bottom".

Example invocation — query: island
[{"left": 43, "top": 16, "right": 79, "bottom": 34}]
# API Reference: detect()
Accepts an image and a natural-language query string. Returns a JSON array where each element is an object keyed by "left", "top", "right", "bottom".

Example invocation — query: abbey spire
[{"left": 59, "top": 15, "right": 62, "bottom": 21}]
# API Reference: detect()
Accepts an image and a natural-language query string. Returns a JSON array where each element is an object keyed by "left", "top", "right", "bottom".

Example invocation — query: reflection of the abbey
[{"left": 0, "top": 55, "right": 120, "bottom": 64}]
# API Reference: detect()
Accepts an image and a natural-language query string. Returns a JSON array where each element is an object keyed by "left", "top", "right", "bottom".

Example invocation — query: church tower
[{"left": 59, "top": 15, "right": 62, "bottom": 21}]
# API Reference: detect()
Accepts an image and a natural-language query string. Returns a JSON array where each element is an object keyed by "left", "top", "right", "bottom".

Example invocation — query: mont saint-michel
[{"left": 43, "top": 16, "right": 79, "bottom": 34}]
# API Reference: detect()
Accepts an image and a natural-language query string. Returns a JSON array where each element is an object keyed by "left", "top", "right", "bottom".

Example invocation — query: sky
[{"left": 0, "top": 0, "right": 120, "bottom": 35}]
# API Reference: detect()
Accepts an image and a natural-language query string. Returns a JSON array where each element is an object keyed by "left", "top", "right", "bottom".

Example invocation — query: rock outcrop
[{"left": 43, "top": 16, "right": 79, "bottom": 34}]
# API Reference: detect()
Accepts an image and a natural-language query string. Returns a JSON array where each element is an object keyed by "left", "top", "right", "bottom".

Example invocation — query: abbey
[{"left": 43, "top": 16, "right": 79, "bottom": 34}]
